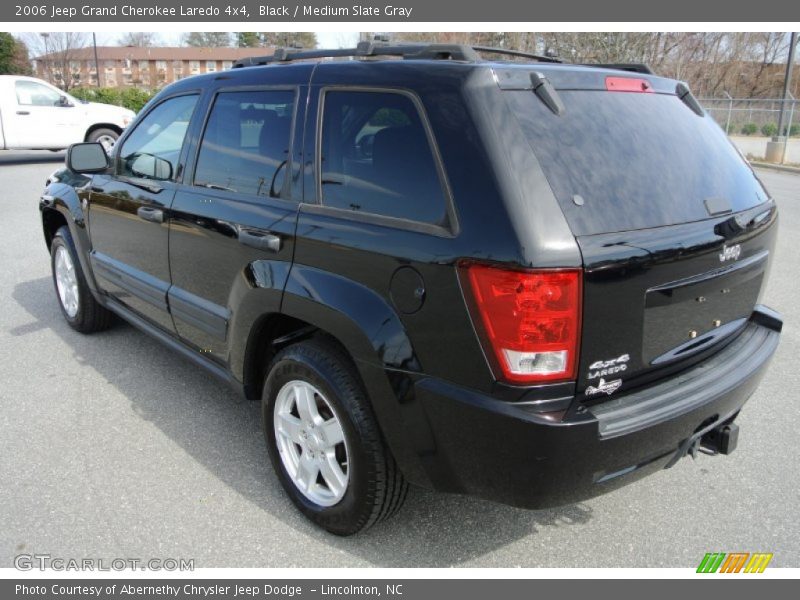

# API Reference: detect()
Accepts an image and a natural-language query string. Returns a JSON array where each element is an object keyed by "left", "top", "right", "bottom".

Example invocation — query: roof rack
[
  {"left": 232, "top": 41, "right": 566, "bottom": 68},
  {"left": 232, "top": 41, "right": 653, "bottom": 75},
  {"left": 233, "top": 41, "right": 480, "bottom": 68},
  {"left": 472, "top": 46, "right": 562, "bottom": 64}
]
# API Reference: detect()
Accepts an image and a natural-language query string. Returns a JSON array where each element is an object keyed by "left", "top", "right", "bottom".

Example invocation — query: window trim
[
  {"left": 313, "top": 86, "right": 458, "bottom": 238},
  {"left": 113, "top": 90, "right": 201, "bottom": 183},
  {"left": 188, "top": 84, "right": 301, "bottom": 205}
]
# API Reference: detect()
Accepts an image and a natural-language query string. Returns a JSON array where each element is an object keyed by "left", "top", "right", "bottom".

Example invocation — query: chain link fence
[{"left": 700, "top": 97, "right": 798, "bottom": 138}]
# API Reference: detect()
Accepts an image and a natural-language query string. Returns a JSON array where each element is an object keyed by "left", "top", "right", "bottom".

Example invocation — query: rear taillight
[
  {"left": 605, "top": 76, "right": 653, "bottom": 93},
  {"left": 461, "top": 264, "right": 582, "bottom": 384}
]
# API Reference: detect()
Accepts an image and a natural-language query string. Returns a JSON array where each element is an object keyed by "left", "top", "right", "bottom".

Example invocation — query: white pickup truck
[{"left": 0, "top": 75, "right": 135, "bottom": 151}]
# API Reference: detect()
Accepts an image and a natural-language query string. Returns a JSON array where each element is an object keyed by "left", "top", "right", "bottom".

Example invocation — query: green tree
[
  {"left": 183, "top": 32, "right": 231, "bottom": 47},
  {"left": 0, "top": 33, "right": 31, "bottom": 75}
]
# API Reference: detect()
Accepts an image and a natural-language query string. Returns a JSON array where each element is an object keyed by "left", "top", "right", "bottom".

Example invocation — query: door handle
[
  {"left": 238, "top": 228, "right": 281, "bottom": 252},
  {"left": 16, "top": 111, "right": 30, "bottom": 115},
  {"left": 137, "top": 206, "right": 164, "bottom": 224}
]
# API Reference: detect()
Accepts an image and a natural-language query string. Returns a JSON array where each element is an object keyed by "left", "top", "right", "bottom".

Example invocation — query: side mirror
[
  {"left": 130, "top": 154, "right": 173, "bottom": 181},
  {"left": 66, "top": 142, "right": 109, "bottom": 174},
  {"left": 57, "top": 95, "right": 73, "bottom": 107}
]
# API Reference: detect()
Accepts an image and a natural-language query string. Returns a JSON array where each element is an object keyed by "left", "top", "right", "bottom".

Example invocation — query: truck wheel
[
  {"left": 87, "top": 128, "right": 119, "bottom": 152},
  {"left": 263, "top": 337, "right": 408, "bottom": 535},
  {"left": 50, "top": 226, "right": 113, "bottom": 333}
]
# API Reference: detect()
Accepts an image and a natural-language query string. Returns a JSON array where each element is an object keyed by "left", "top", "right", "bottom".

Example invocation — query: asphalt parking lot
[{"left": 1, "top": 153, "right": 798, "bottom": 568}]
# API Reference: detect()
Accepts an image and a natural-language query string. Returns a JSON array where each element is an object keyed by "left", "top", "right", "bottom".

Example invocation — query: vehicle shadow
[
  {"left": 11, "top": 276, "right": 593, "bottom": 567},
  {"left": 0, "top": 151, "right": 65, "bottom": 166}
]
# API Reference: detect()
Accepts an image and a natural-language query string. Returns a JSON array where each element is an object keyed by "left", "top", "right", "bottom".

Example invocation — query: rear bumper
[{"left": 413, "top": 306, "right": 781, "bottom": 509}]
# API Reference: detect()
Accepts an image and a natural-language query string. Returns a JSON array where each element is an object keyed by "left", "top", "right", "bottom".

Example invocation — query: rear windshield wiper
[{"left": 530, "top": 72, "right": 565, "bottom": 116}]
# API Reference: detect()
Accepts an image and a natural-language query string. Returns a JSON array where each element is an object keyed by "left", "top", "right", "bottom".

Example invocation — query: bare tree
[
  {"left": 182, "top": 32, "right": 232, "bottom": 48},
  {"left": 392, "top": 32, "right": 793, "bottom": 98},
  {"left": 25, "top": 32, "right": 87, "bottom": 91},
  {"left": 118, "top": 32, "right": 159, "bottom": 47}
]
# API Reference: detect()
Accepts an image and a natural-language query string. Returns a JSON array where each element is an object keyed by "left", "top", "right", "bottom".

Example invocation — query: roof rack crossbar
[
  {"left": 471, "top": 46, "right": 562, "bottom": 64},
  {"left": 233, "top": 42, "right": 480, "bottom": 68}
]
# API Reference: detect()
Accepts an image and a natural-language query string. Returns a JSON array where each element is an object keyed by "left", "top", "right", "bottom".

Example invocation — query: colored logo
[{"left": 697, "top": 552, "right": 773, "bottom": 573}]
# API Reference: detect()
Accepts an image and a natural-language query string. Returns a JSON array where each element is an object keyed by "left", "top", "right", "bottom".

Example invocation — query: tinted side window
[
  {"left": 15, "top": 81, "right": 61, "bottom": 106},
  {"left": 194, "top": 90, "right": 295, "bottom": 198},
  {"left": 320, "top": 91, "right": 447, "bottom": 225},
  {"left": 117, "top": 94, "right": 198, "bottom": 181}
]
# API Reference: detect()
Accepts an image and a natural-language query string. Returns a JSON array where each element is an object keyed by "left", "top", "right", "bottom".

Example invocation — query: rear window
[{"left": 506, "top": 90, "right": 769, "bottom": 236}]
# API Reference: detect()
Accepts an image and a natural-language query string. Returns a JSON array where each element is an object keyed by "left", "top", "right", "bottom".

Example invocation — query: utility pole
[
  {"left": 766, "top": 32, "right": 798, "bottom": 163},
  {"left": 776, "top": 32, "right": 798, "bottom": 137},
  {"left": 92, "top": 33, "right": 101, "bottom": 88},
  {"left": 40, "top": 32, "right": 50, "bottom": 83}
]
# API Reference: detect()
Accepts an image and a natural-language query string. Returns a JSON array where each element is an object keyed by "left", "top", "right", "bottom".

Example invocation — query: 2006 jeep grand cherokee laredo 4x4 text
[{"left": 40, "top": 42, "right": 782, "bottom": 535}]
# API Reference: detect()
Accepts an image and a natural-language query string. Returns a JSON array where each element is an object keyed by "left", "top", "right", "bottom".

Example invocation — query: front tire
[
  {"left": 86, "top": 128, "right": 119, "bottom": 153},
  {"left": 50, "top": 226, "right": 113, "bottom": 333},
  {"left": 263, "top": 337, "right": 408, "bottom": 535}
]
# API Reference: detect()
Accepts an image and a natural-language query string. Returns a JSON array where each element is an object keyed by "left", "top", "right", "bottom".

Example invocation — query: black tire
[
  {"left": 50, "top": 226, "right": 113, "bottom": 333},
  {"left": 86, "top": 127, "right": 119, "bottom": 148},
  {"left": 263, "top": 337, "right": 408, "bottom": 535}
]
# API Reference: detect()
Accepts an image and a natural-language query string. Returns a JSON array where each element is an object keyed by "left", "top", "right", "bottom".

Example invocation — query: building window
[
  {"left": 205, "top": 60, "right": 217, "bottom": 72},
  {"left": 190, "top": 61, "right": 200, "bottom": 73},
  {"left": 104, "top": 60, "right": 115, "bottom": 71},
  {"left": 156, "top": 60, "right": 167, "bottom": 71},
  {"left": 222, "top": 60, "right": 233, "bottom": 70},
  {"left": 138, "top": 60, "right": 149, "bottom": 71}
]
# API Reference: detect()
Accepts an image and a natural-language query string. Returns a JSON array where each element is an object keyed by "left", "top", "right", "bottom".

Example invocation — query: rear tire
[
  {"left": 50, "top": 226, "right": 113, "bottom": 334},
  {"left": 263, "top": 337, "right": 408, "bottom": 535}
]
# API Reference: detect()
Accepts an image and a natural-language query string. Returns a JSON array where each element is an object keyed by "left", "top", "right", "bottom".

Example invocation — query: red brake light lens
[
  {"left": 605, "top": 76, "right": 653, "bottom": 93},
  {"left": 462, "top": 264, "right": 582, "bottom": 384}
]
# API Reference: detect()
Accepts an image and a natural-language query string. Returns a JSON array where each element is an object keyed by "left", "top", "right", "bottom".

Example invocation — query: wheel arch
[
  {"left": 40, "top": 183, "right": 101, "bottom": 295},
  {"left": 234, "top": 264, "right": 433, "bottom": 488},
  {"left": 84, "top": 123, "right": 123, "bottom": 142}
]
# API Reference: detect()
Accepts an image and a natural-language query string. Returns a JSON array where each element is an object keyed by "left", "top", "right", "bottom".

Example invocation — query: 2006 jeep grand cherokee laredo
[{"left": 40, "top": 42, "right": 782, "bottom": 535}]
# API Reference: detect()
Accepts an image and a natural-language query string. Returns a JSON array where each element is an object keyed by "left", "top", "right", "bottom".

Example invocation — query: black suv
[{"left": 40, "top": 43, "right": 782, "bottom": 535}]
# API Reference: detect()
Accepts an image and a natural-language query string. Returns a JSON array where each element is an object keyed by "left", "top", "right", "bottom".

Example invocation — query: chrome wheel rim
[
  {"left": 95, "top": 135, "right": 116, "bottom": 152},
  {"left": 274, "top": 380, "right": 349, "bottom": 507},
  {"left": 54, "top": 245, "right": 79, "bottom": 318}
]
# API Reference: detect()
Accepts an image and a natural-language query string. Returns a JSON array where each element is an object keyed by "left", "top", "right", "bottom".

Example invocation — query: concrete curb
[{"left": 751, "top": 161, "right": 800, "bottom": 174}]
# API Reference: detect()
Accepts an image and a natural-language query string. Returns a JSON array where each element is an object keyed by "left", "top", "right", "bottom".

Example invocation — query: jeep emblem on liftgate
[{"left": 719, "top": 244, "right": 742, "bottom": 263}]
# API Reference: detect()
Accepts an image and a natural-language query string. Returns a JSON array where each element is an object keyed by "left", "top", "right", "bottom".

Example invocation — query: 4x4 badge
[
  {"left": 588, "top": 353, "right": 630, "bottom": 380},
  {"left": 585, "top": 378, "right": 623, "bottom": 397}
]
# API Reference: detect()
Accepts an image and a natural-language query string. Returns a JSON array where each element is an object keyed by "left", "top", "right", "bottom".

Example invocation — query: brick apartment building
[{"left": 33, "top": 46, "right": 275, "bottom": 89}]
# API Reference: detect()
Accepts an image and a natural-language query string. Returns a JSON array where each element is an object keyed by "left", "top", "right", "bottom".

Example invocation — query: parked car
[
  {"left": 40, "top": 43, "right": 782, "bottom": 535},
  {"left": 0, "top": 75, "right": 134, "bottom": 151}
]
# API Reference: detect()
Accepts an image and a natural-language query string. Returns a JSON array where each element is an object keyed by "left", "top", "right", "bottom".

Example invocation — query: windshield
[{"left": 505, "top": 90, "right": 769, "bottom": 236}]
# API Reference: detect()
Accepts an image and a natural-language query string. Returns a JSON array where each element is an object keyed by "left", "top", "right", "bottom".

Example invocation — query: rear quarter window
[
  {"left": 319, "top": 90, "right": 449, "bottom": 226},
  {"left": 506, "top": 90, "right": 769, "bottom": 236}
]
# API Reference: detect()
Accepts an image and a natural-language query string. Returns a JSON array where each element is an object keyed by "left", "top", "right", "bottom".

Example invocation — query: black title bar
[{"left": 4, "top": 0, "right": 800, "bottom": 22}]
